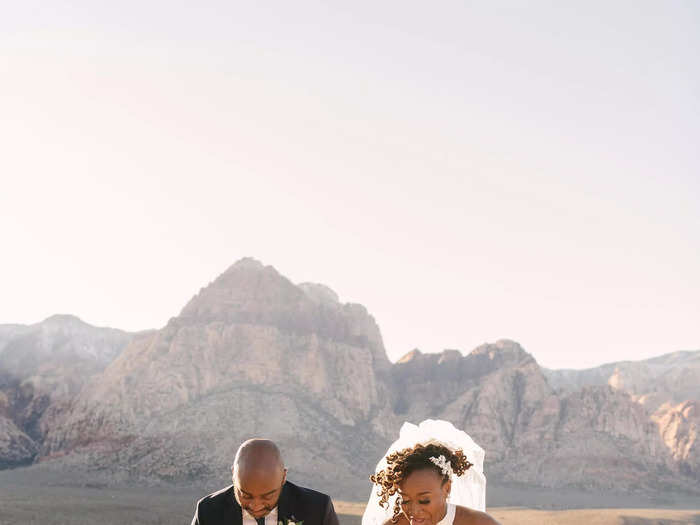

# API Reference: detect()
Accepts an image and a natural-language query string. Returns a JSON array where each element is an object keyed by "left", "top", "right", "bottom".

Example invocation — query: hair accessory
[{"left": 429, "top": 455, "right": 453, "bottom": 477}]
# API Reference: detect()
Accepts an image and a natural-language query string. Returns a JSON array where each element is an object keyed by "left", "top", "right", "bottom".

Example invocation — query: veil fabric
[{"left": 362, "top": 420, "right": 486, "bottom": 525}]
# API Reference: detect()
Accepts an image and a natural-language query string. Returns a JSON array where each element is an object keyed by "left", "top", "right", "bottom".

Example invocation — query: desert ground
[
  {"left": 1, "top": 482, "right": 698, "bottom": 525},
  {"left": 334, "top": 502, "right": 700, "bottom": 525}
]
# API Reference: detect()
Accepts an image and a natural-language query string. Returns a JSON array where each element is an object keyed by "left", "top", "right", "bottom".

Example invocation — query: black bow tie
[{"left": 256, "top": 518, "right": 265, "bottom": 525}]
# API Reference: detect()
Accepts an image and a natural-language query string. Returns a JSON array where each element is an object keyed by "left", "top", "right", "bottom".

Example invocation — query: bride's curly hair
[{"left": 369, "top": 443, "right": 473, "bottom": 523}]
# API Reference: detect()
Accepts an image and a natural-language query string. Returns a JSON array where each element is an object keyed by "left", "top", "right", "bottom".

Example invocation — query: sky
[{"left": 1, "top": 1, "right": 698, "bottom": 369}]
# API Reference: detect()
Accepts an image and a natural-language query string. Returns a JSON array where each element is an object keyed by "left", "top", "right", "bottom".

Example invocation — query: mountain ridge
[{"left": 1, "top": 258, "right": 697, "bottom": 498}]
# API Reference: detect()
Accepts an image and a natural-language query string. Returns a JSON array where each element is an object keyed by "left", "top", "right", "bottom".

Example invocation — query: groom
[{"left": 191, "top": 438, "right": 339, "bottom": 525}]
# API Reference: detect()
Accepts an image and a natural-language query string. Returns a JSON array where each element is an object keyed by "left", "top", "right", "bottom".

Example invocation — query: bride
[{"left": 362, "top": 420, "right": 500, "bottom": 525}]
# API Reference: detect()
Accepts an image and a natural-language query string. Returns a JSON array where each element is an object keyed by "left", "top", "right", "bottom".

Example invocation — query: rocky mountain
[
  {"left": 2, "top": 258, "right": 698, "bottom": 499},
  {"left": 0, "top": 315, "right": 137, "bottom": 468},
  {"left": 542, "top": 351, "right": 700, "bottom": 481},
  {"left": 41, "top": 259, "right": 396, "bottom": 496},
  {"left": 543, "top": 351, "right": 700, "bottom": 411},
  {"left": 652, "top": 400, "right": 700, "bottom": 477},
  {"left": 390, "top": 341, "right": 679, "bottom": 491}
]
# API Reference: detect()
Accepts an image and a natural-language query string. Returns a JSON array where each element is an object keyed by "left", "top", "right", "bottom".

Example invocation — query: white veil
[{"left": 362, "top": 420, "right": 486, "bottom": 525}]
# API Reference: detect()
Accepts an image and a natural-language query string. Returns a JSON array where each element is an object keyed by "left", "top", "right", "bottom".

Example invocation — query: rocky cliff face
[
  {"left": 42, "top": 259, "right": 396, "bottom": 496},
  {"left": 390, "top": 341, "right": 680, "bottom": 491},
  {"left": 0, "top": 415, "right": 38, "bottom": 469},
  {"left": 542, "top": 351, "right": 700, "bottom": 486},
  {"left": 0, "top": 315, "right": 136, "bottom": 468},
  {"left": 652, "top": 400, "right": 699, "bottom": 479},
  {"left": 3, "top": 259, "right": 698, "bottom": 498},
  {"left": 543, "top": 351, "right": 700, "bottom": 411},
  {"left": 390, "top": 341, "right": 551, "bottom": 463}
]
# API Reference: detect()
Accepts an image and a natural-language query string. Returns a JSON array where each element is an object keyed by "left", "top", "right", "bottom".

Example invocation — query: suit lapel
[
  {"left": 276, "top": 481, "right": 291, "bottom": 525},
  {"left": 227, "top": 486, "right": 243, "bottom": 525}
]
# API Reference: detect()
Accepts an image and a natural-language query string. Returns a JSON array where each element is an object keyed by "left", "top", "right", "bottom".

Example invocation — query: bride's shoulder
[{"left": 453, "top": 505, "right": 501, "bottom": 525}]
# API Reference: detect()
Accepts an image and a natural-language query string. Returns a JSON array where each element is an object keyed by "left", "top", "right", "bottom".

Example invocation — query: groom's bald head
[
  {"left": 232, "top": 439, "right": 287, "bottom": 518},
  {"left": 233, "top": 439, "right": 285, "bottom": 477}
]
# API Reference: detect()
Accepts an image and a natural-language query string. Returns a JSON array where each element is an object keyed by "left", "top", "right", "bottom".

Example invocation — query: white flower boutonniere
[{"left": 279, "top": 518, "right": 303, "bottom": 525}]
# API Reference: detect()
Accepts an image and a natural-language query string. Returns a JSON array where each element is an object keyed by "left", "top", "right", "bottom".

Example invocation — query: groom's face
[{"left": 233, "top": 466, "right": 287, "bottom": 519}]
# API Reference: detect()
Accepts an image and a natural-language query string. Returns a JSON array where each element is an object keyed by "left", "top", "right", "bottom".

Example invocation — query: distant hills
[
  {"left": 1, "top": 258, "right": 697, "bottom": 499},
  {"left": 544, "top": 351, "right": 700, "bottom": 410},
  {"left": 0, "top": 315, "right": 137, "bottom": 468}
]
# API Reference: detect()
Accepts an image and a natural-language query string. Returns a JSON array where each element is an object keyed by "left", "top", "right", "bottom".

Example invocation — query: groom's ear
[{"left": 281, "top": 468, "right": 288, "bottom": 486}]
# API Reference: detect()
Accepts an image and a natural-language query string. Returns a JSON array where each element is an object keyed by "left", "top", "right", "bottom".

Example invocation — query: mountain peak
[
  {"left": 224, "top": 257, "right": 265, "bottom": 272},
  {"left": 397, "top": 348, "right": 423, "bottom": 363},
  {"left": 438, "top": 349, "right": 462, "bottom": 364},
  {"left": 173, "top": 260, "right": 390, "bottom": 369},
  {"left": 469, "top": 339, "right": 534, "bottom": 365},
  {"left": 178, "top": 259, "right": 296, "bottom": 321},
  {"left": 298, "top": 283, "right": 339, "bottom": 304},
  {"left": 41, "top": 314, "right": 86, "bottom": 326}
]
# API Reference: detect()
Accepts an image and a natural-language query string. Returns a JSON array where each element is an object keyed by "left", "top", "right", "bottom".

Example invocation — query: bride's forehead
[{"left": 399, "top": 469, "right": 443, "bottom": 492}]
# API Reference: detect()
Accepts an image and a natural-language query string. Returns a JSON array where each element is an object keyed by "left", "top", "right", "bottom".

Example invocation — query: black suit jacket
[{"left": 191, "top": 481, "right": 340, "bottom": 525}]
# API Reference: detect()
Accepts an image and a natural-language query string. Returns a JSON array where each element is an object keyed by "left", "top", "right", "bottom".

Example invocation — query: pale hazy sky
[{"left": 2, "top": 1, "right": 698, "bottom": 369}]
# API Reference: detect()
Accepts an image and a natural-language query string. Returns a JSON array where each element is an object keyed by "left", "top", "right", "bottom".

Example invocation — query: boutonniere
[{"left": 279, "top": 516, "right": 303, "bottom": 525}]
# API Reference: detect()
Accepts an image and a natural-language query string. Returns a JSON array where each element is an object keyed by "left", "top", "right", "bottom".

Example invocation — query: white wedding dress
[
  {"left": 436, "top": 503, "right": 457, "bottom": 525},
  {"left": 362, "top": 420, "right": 486, "bottom": 525}
]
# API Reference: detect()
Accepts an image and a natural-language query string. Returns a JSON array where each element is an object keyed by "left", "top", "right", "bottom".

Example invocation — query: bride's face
[{"left": 398, "top": 468, "right": 451, "bottom": 525}]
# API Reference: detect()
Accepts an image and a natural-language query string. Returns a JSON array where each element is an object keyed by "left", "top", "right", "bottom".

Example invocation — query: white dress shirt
[{"left": 242, "top": 506, "right": 279, "bottom": 525}]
